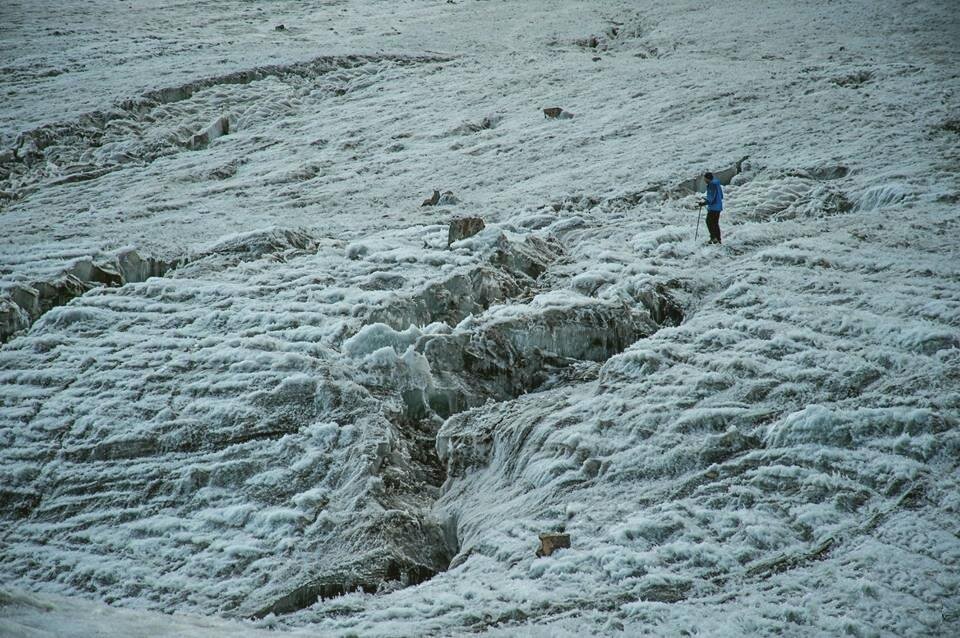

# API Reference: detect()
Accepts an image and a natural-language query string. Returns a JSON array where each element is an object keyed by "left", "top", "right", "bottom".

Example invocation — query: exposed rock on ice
[
  {"left": 447, "top": 216, "right": 485, "bottom": 246},
  {"left": 421, "top": 190, "right": 460, "bottom": 208},
  {"left": 542, "top": 107, "right": 574, "bottom": 119},
  {"left": 421, "top": 190, "right": 440, "bottom": 207},
  {"left": 536, "top": 533, "right": 571, "bottom": 557}
]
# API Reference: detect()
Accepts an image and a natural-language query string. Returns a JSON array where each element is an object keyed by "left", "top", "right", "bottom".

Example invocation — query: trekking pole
[{"left": 695, "top": 203, "right": 703, "bottom": 242}]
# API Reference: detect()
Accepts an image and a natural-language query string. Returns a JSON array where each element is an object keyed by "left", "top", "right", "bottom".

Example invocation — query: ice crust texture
[{"left": 1, "top": 0, "right": 960, "bottom": 637}]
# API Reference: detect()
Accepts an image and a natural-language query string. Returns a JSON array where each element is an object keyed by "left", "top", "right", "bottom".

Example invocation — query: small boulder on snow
[
  {"left": 536, "top": 532, "right": 570, "bottom": 557},
  {"left": 423, "top": 190, "right": 460, "bottom": 207},
  {"left": 543, "top": 107, "right": 574, "bottom": 119},
  {"left": 421, "top": 190, "right": 440, "bottom": 206},
  {"left": 447, "top": 216, "right": 485, "bottom": 246}
]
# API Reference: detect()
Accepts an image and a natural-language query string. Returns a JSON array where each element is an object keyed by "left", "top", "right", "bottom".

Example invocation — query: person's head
[{"left": 704, "top": 172, "right": 714, "bottom": 182}]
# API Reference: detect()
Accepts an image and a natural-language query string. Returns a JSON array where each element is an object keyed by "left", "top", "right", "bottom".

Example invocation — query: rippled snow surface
[{"left": 1, "top": 0, "right": 959, "bottom": 636}]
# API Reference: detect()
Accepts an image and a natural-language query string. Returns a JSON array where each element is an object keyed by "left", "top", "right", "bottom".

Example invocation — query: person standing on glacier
[{"left": 699, "top": 172, "right": 724, "bottom": 244}]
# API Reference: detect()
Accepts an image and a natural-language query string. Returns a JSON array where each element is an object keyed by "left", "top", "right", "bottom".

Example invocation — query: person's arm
[{"left": 705, "top": 182, "right": 717, "bottom": 207}]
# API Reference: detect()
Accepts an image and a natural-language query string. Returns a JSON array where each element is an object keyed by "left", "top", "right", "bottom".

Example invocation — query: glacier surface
[{"left": 1, "top": 0, "right": 959, "bottom": 636}]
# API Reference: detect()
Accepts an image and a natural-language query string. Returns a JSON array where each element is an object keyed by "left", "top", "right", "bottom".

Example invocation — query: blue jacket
[{"left": 705, "top": 178, "right": 723, "bottom": 212}]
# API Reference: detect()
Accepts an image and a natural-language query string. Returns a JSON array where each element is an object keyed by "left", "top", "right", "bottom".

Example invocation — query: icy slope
[
  {"left": 0, "top": 224, "right": 603, "bottom": 618},
  {"left": 1, "top": 0, "right": 959, "bottom": 636}
]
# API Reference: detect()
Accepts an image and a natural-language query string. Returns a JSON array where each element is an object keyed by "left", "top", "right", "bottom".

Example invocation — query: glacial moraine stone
[
  {"left": 536, "top": 533, "right": 570, "bottom": 557},
  {"left": 447, "top": 217, "right": 485, "bottom": 246},
  {"left": 422, "top": 190, "right": 441, "bottom": 207}
]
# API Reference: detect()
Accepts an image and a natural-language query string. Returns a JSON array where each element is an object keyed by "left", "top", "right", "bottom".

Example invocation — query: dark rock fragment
[{"left": 422, "top": 190, "right": 440, "bottom": 207}]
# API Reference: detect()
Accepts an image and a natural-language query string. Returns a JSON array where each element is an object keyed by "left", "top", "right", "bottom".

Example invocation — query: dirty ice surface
[{"left": 1, "top": 0, "right": 959, "bottom": 636}]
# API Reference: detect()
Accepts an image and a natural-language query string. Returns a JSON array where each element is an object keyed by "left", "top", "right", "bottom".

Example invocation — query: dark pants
[{"left": 706, "top": 211, "right": 721, "bottom": 244}]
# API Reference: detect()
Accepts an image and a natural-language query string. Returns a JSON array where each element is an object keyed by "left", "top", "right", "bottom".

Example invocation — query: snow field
[{"left": 1, "top": 0, "right": 959, "bottom": 636}]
